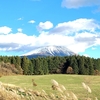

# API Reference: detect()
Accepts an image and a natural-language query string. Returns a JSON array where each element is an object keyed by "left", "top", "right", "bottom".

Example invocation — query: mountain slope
[{"left": 23, "top": 45, "right": 76, "bottom": 58}]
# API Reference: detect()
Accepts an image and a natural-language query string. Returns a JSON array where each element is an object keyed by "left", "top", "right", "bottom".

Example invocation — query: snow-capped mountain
[{"left": 23, "top": 45, "right": 76, "bottom": 58}]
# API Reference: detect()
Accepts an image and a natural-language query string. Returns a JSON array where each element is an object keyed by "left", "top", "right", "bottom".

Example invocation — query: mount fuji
[{"left": 22, "top": 45, "right": 76, "bottom": 58}]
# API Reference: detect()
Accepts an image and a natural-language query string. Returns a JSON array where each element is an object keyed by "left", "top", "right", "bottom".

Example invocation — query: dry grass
[
  {"left": 0, "top": 78, "right": 98, "bottom": 100},
  {"left": 32, "top": 79, "right": 37, "bottom": 86}
]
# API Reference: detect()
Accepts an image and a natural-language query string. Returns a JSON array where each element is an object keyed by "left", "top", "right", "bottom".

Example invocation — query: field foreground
[{"left": 0, "top": 74, "right": 100, "bottom": 100}]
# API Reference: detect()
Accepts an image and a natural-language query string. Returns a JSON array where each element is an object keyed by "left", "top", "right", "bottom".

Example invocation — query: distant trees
[{"left": 0, "top": 55, "right": 100, "bottom": 75}]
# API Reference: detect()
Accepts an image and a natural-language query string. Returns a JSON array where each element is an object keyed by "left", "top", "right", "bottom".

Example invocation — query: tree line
[{"left": 0, "top": 55, "right": 100, "bottom": 75}]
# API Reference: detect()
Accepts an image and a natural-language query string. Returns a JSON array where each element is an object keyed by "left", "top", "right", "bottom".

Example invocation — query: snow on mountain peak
[{"left": 22, "top": 45, "right": 76, "bottom": 58}]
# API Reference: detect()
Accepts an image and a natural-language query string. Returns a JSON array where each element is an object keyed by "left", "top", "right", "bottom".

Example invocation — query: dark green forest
[{"left": 0, "top": 55, "right": 100, "bottom": 75}]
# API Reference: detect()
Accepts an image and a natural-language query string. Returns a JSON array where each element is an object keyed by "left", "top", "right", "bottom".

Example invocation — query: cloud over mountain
[{"left": 0, "top": 18, "right": 100, "bottom": 54}]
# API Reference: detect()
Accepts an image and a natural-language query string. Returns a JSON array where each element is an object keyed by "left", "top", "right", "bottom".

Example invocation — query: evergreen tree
[
  {"left": 47, "top": 57, "right": 54, "bottom": 73},
  {"left": 34, "top": 58, "right": 43, "bottom": 75},
  {"left": 78, "top": 56, "right": 85, "bottom": 75},
  {"left": 88, "top": 58, "right": 94, "bottom": 75},
  {"left": 62, "top": 57, "right": 70, "bottom": 74},
  {"left": 70, "top": 56, "right": 79, "bottom": 74},
  {"left": 96, "top": 59, "right": 100, "bottom": 71},
  {"left": 84, "top": 57, "right": 89, "bottom": 75},
  {"left": 21, "top": 56, "right": 29, "bottom": 75},
  {"left": 3, "top": 56, "right": 9, "bottom": 63},
  {"left": 15, "top": 56, "right": 23, "bottom": 74},
  {"left": 30, "top": 59, "right": 35, "bottom": 74},
  {"left": 27, "top": 60, "right": 33, "bottom": 75},
  {"left": 11, "top": 56, "right": 16, "bottom": 64},
  {"left": 42, "top": 58, "right": 49, "bottom": 74}
]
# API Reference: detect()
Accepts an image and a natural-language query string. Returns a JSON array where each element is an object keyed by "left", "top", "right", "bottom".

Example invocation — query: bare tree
[{"left": 66, "top": 66, "right": 73, "bottom": 74}]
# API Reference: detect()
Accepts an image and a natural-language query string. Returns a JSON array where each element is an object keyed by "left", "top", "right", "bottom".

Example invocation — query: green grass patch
[{"left": 0, "top": 74, "right": 100, "bottom": 99}]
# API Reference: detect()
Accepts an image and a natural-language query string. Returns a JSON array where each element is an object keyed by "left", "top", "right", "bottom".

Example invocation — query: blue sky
[{"left": 0, "top": 0, "right": 100, "bottom": 58}]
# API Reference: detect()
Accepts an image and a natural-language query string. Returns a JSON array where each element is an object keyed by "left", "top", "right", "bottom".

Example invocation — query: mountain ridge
[{"left": 22, "top": 45, "right": 76, "bottom": 58}]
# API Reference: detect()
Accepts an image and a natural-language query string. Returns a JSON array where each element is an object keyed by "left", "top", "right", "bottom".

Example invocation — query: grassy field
[{"left": 0, "top": 74, "right": 100, "bottom": 99}]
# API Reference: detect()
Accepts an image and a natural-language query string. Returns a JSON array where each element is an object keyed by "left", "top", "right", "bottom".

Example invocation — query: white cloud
[
  {"left": 47, "top": 18, "right": 100, "bottom": 53},
  {"left": 38, "top": 21, "right": 53, "bottom": 31},
  {"left": 36, "top": 32, "right": 74, "bottom": 47},
  {"left": 18, "top": 17, "right": 23, "bottom": 20},
  {"left": 0, "top": 18, "right": 100, "bottom": 55},
  {"left": 28, "top": 20, "right": 35, "bottom": 24},
  {"left": 62, "top": 0, "right": 100, "bottom": 9},
  {"left": 50, "top": 18, "right": 100, "bottom": 35},
  {"left": 0, "top": 32, "right": 36, "bottom": 51},
  {"left": 0, "top": 26, "right": 12, "bottom": 34},
  {"left": 74, "top": 32, "right": 97, "bottom": 43},
  {"left": 17, "top": 28, "right": 23, "bottom": 33},
  {"left": 95, "top": 36, "right": 100, "bottom": 45}
]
